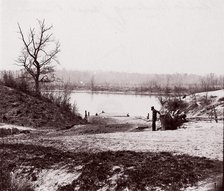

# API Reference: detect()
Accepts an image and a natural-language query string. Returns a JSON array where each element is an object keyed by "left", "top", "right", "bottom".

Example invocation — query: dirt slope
[
  {"left": 0, "top": 85, "right": 84, "bottom": 128},
  {"left": 186, "top": 89, "right": 224, "bottom": 120},
  {"left": 1, "top": 120, "right": 223, "bottom": 191}
]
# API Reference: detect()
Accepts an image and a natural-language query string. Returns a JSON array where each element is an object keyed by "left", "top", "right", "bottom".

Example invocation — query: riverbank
[
  {"left": 47, "top": 89, "right": 187, "bottom": 96},
  {"left": 0, "top": 88, "right": 223, "bottom": 191}
]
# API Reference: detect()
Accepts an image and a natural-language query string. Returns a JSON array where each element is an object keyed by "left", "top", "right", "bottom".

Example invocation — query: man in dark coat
[{"left": 151, "top": 106, "right": 160, "bottom": 131}]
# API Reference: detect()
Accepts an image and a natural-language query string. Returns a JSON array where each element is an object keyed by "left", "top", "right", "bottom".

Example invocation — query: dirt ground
[
  {"left": 2, "top": 116, "right": 223, "bottom": 161},
  {"left": 1, "top": 115, "right": 223, "bottom": 191}
]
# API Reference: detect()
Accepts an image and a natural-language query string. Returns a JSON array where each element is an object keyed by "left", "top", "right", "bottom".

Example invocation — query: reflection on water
[{"left": 70, "top": 91, "right": 161, "bottom": 118}]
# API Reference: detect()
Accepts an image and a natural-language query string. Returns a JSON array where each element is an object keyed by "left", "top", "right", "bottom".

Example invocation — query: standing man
[{"left": 151, "top": 106, "right": 160, "bottom": 131}]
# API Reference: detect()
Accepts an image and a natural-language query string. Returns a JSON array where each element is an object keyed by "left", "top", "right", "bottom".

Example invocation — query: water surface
[{"left": 70, "top": 91, "right": 161, "bottom": 118}]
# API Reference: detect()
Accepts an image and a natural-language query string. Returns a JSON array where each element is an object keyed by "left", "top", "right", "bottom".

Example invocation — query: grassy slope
[{"left": 0, "top": 85, "right": 84, "bottom": 128}]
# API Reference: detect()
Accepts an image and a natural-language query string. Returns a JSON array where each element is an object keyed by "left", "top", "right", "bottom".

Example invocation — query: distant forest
[
  {"left": 1, "top": 70, "right": 223, "bottom": 94},
  {"left": 53, "top": 70, "right": 224, "bottom": 94}
]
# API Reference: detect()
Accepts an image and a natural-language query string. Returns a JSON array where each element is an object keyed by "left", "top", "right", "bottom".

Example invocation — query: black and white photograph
[{"left": 0, "top": 0, "right": 223, "bottom": 190}]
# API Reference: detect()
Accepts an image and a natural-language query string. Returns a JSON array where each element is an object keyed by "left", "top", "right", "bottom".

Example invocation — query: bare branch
[
  {"left": 17, "top": 23, "right": 35, "bottom": 60},
  {"left": 30, "top": 28, "right": 36, "bottom": 53},
  {"left": 17, "top": 19, "right": 60, "bottom": 94}
]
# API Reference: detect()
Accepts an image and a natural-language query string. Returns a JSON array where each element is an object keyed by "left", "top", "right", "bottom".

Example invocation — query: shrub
[
  {"left": 42, "top": 83, "right": 79, "bottom": 115},
  {"left": 167, "top": 98, "right": 188, "bottom": 111},
  {"left": 16, "top": 74, "right": 31, "bottom": 93},
  {"left": 1, "top": 71, "right": 17, "bottom": 88},
  {"left": 0, "top": 71, "right": 31, "bottom": 94},
  {"left": 160, "top": 96, "right": 188, "bottom": 112}
]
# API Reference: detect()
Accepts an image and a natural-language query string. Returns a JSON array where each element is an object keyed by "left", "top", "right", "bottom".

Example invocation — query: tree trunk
[
  {"left": 35, "top": 66, "right": 41, "bottom": 95},
  {"left": 35, "top": 78, "right": 40, "bottom": 95}
]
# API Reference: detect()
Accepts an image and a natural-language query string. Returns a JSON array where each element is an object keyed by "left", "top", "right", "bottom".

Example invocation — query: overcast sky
[{"left": 0, "top": 0, "right": 224, "bottom": 74}]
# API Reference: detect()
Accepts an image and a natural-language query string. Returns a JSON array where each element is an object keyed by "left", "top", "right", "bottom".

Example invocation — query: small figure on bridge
[{"left": 151, "top": 106, "right": 160, "bottom": 131}]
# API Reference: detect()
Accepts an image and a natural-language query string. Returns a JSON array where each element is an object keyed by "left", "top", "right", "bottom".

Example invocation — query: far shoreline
[{"left": 43, "top": 89, "right": 189, "bottom": 96}]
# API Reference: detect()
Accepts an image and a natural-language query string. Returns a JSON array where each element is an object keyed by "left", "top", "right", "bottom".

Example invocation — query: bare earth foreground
[
  {"left": 50, "top": 121, "right": 223, "bottom": 161},
  {"left": 3, "top": 119, "right": 222, "bottom": 160},
  {"left": 1, "top": 118, "right": 223, "bottom": 191}
]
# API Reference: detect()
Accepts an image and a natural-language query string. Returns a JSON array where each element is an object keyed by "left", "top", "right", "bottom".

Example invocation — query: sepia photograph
[{"left": 0, "top": 0, "right": 223, "bottom": 190}]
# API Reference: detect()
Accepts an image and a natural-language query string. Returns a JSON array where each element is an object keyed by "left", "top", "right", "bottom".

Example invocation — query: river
[{"left": 69, "top": 91, "right": 161, "bottom": 118}]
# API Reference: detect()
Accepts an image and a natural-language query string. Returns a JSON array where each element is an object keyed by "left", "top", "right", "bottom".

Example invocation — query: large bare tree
[{"left": 17, "top": 19, "right": 60, "bottom": 95}]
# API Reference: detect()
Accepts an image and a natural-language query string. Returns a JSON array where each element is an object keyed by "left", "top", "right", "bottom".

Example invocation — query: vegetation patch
[
  {"left": 62, "top": 151, "right": 222, "bottom": 191},
  {"left": 1, "top": 144, "right": 222, "bottom": 191},
  {"left": 0, "top": 85, "right": 84, "bottom": 128}
]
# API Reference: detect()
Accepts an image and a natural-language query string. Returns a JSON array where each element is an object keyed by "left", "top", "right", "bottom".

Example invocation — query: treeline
[
  {"left": 53, "top": 70, "right": 224, "bottom": 94},
  {"left": 1, "top": 70, "right": 223, "bottom": 94}
]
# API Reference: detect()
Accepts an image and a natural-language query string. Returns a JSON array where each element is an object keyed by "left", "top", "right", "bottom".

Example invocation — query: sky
[{"left": 0, "top": 0, "right": 224, "bottom": 74}]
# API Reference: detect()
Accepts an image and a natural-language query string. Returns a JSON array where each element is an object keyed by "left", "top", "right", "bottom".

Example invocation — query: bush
[
  {"left": 167, "top": 98, "right": 188, "bottom": 111},
  {"left": 42, "top": 83, "right": 78, "bottom": 115},
  {"left": 16, "top": 74, "right": 30, "bottom": 93},
  {"left": 160, "top": 96, "right": 188, "bottom": 112},
  {"left": 1, "top": 71, "right": 17, "bottom": 88},
  {"left": 0, "top": 71, "right": 31, "bottom": 94}
]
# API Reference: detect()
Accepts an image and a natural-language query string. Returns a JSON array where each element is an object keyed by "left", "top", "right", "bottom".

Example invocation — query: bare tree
[{"left": 17, "top": 19, "right": 60, "bottom": 95}]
